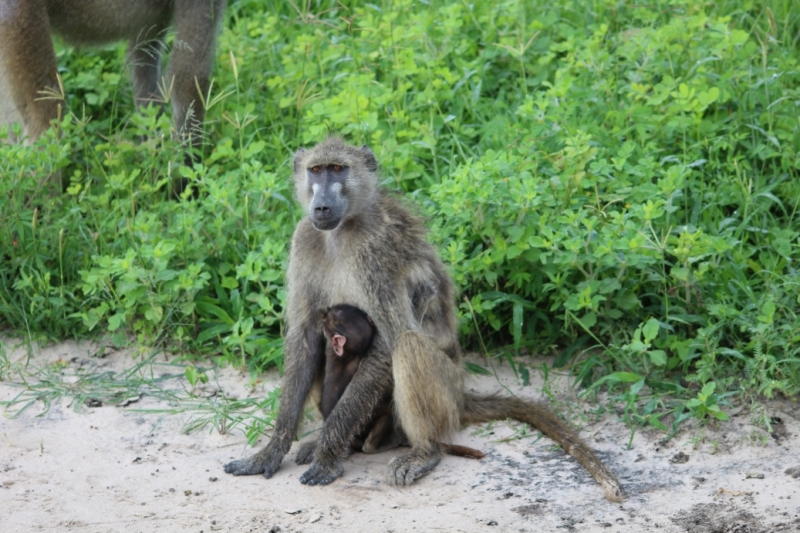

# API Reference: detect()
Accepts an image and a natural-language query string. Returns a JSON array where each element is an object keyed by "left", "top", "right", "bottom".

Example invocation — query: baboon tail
[{"left": 462, "top": 393, "right": 626, "bottom": 502}]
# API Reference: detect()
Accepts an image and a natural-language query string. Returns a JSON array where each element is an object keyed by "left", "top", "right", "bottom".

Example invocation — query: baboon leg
[
  {"left": 0, "top": 0, "right": 62, "bottom": 141},
  {"left": 168, "top": 0, "right": 226, "bottom": 148},
  {"left": 128, "top": 31, "right": 165, "bottom": 111},
  {"left": 388, "top": 330, "right": 463, "bottom": 486}
]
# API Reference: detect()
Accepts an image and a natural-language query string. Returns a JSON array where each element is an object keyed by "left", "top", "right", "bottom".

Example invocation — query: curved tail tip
[{"left": 604, "top": 482, "right": 627, "bottom": 503}]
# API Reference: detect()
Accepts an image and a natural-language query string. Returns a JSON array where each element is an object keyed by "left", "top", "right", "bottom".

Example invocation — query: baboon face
[
  {"left": 321, "top": 305, "right": 375, "bottom": 357},
  {"left": 293, "top": 138, "right": 378, "bottom": 231},
  {"left": 307, "top": 164, "right": 349, "bottom": 231}
]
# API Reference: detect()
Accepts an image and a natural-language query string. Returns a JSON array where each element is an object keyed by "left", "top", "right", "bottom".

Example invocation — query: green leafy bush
[{"left": 1, "top": 0, "right": 799, "bottom": 420}]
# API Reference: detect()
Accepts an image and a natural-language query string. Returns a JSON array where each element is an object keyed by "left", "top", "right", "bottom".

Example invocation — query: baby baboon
[
  {"left": 224, "top": 137, "right": 625, "bottom": 502},
  {"left": 319, "top": 304, "right": 376, "bottom": 421},
  {"left": 319, "top": 303, "right": 484, "bottom": 460},
  {"left": 320, "top": 281, "right": 434, "bottom": 421},
  {"left": 0, "top": 0, "right": 225, "bottom": 148}
]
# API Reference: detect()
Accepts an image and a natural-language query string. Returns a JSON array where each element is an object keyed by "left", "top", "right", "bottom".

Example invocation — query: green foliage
[{"left": 1, "top": 0, "right": 800, "bottom": 424}]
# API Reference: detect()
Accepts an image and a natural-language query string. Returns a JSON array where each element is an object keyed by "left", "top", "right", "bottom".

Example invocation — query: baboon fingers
[
  {"left": 223, "top": 458, "right": 267, "bottom": 477},
  {"left": 223, "top": 445, "right": 284, "bottom": 477}
]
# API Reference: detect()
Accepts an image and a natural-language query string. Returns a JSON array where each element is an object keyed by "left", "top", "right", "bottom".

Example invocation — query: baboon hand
[
  {"left": 294, "top": 441, "right": 317, "bottom": 465},
  {"left": 298, "top": 461, "right": 344, "bottom": 486},
  {"left": 223, "top": 445, "right": 283, "bottom": 478}
]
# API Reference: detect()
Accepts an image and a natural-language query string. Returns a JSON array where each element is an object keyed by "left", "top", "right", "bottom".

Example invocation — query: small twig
[{"left": 717, "top": 487, "right": 752, "bottom": 497}]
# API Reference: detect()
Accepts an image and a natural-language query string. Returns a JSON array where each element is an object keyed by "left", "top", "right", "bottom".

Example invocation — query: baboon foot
[
  {"left": 299, "top": 461, "right": 344, "bottom": 486},
  {"left": 387, "top": 449, "right": 441, "bottom": 486},
  {"left": 294, "top": 441, "right": 317, "bottom": 465},
  {"left": 223, "top": 445, "right": 283, "bottom": 478}
]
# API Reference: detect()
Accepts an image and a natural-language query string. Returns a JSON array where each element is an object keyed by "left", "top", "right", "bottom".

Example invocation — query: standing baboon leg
[
  {"left": 388, "top": 330, "right": 463, "bottom": 485},
  {"left": 168, "top": 0, "right": 225, "bottom": 151},
  {"left": 128, "top": 31, "right": 165, "bottom": 111},
  {"left": 0, "top": 0, "right": 62, "bottom": 141}
]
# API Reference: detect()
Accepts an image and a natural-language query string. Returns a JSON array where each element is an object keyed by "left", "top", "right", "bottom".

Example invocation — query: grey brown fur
[
  {"left": 0, "top": 0, "right": 225, "bottom": 147},
  {"left": 223, "top": 137, "right": 625, "bottom": 502}
]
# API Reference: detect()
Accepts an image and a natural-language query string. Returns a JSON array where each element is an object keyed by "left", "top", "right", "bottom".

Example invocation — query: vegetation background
[{"left": 2, "top": 0, "right": 799, "bottom": 434}]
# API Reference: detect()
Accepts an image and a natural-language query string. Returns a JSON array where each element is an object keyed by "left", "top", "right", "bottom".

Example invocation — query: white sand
[{"left": 2, "top": 339, "right": 798, "bottom": 532}]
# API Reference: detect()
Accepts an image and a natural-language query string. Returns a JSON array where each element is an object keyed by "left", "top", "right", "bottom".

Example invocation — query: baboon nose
[{"left": 315, "top": 205, "right": 330, "bottom": 213}]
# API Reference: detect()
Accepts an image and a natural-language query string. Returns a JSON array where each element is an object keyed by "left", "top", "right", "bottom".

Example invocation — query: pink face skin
[{"left": 332, "top": 335, "right": 346, "bottom": 356}]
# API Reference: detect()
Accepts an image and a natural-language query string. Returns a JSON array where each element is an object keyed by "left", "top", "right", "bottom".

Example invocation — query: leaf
[
  {"left": 700, "top": 382, "right": 716, "bottom": 397},
  {"left": 108, "top": 312, "right": 126, "bottom": 331},
  {"left": 579, "top": 312, "right": 597, "bottom": 329},
  {"left": 185, "top": 366, "right": 198, "bottom": 386},
  {"left": 642, "top": 318, "right": 660, "bottom": 342},
  {"left": 506, "top": 245, "right": 523, "bottom": 259},
  {"left": 589, "top": 371, "right": 644, "bottom": 390},
  {"left": 464, "top": 362, "right": 491, "bottom": 376},
  {"left": 196, "top": 323, "right": 233, "bottom": 344},
  {"left": 649, "top": 349, "right": 667, "bottom": 366},
  {"left": 520, "top": 365, "right": 530, "bottom": 386}
]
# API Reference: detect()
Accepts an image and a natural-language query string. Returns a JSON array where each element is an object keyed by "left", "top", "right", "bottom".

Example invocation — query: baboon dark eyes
[
  {"left": 311, "top": 166, "right": 321, "bottom": 173},
  {"left": 332, "top": 165, "right": 343, "bottom": 171}
]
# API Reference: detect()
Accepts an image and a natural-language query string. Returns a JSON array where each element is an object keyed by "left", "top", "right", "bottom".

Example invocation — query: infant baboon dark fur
[
  {"left": 0, "top": 0, "right": 225, "bottom": 148},
  {"left": 319, "top": 304, "right": 376, "bottom": 421},
  {"left": 319, "top": 303, "right": 484, "bottom": 460},
  {"left": 224, "top": 137, "right": 625, "bottom": 502}
]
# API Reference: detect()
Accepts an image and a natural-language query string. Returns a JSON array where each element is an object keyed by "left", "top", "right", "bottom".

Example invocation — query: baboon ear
[
  {"left": 293, "top": 147, "right": 307, "bottom": 173},
  {"left": 332, "top": 335, "right": 346, "bottom": 356},
  {"left": 359, "top": 145, "right": 378, "bottom": 172}
]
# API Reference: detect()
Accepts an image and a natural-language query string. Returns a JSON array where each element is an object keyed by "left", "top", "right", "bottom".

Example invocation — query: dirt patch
[
  {"left": 670, "top": 503, "right": 762, "bottom": 533},
  {"left": 2, "top": 339, "right": 800, "bottom": 532}
]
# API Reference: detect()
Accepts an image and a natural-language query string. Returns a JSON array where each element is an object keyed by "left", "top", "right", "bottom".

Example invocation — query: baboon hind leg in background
[
  {"left": 0, "top": 0, "right": 225, "bottom": 149},
  {"left": 223, "top": 137, "right": 626, "bottom": 502}
]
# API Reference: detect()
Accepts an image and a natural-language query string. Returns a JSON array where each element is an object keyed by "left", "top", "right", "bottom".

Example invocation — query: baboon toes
[
  {"left": 294, "top": 442, "right": 317, "bottom": 465},
  {"left": 298, "top": 462, "right": 344, "bottom": 486},
  {"left": 386, "top": 452, "right": 441, "bottom": 486}
]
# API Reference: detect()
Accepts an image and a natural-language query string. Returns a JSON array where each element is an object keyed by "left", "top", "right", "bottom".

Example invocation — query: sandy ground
[{"left": 1, "top": 339, "right": 799, "bottom": 533}]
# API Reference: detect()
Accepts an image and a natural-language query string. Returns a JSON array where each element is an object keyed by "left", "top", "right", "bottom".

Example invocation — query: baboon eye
[
  {"left": 332, "top": 165, "right": 343, "bottom": 171},
  {"left": 311, "top": 166, "right": 321, "bottom": 173}
]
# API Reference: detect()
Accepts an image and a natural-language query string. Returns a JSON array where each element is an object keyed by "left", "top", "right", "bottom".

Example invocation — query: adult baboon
[
  {"left": 224, "top": 137, "right": 625, "bottom": 502},
  {"left": 319, "top": 303, "right": 484, "bottom": 460},
  {"left": 0, "top": 0, "right": 225, "bottom": 146}
]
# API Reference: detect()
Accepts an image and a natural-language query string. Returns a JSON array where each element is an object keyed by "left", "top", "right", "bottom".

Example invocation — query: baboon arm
[
  {"left": 271, "top": 324, "right": 325, "bottom": 446},
  {"left": 223, "top": 321, "right": 323, "bottom": 477},
  {"left": 299, "top": 350, "right": 393, "bottom": 485}
]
